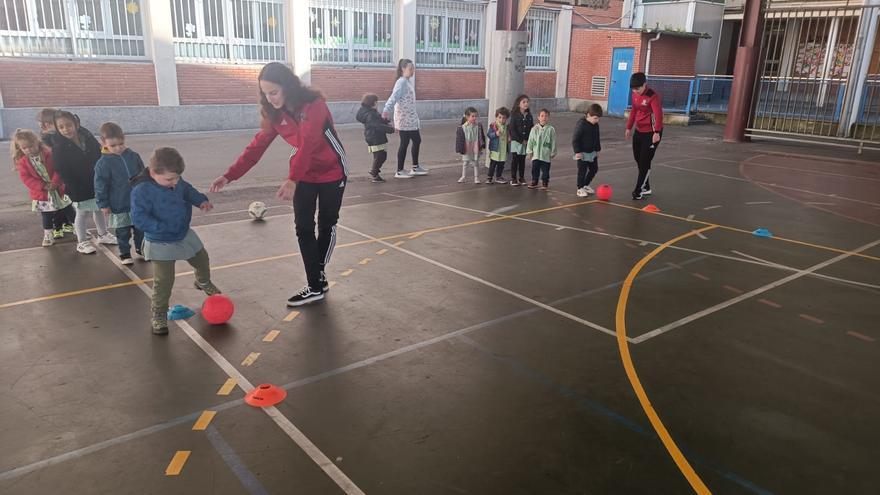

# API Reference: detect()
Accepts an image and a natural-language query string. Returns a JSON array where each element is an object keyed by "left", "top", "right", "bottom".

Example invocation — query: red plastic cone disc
[
  {"left": 245, "top": 383, "right": 286, "bottom": 407},
  {"left": 642, "top": 204, "right": 660, "bottom": 213}
]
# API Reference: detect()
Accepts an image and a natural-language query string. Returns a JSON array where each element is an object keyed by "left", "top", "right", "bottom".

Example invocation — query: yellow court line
[
  {"left": 376, "top": 249, "right": 389, "bottom": 255},
  {"left": 216, "top": 378, "right": 237, "bottom": 396},
  {"left": 601, "top": 201, "right": 880, "bottom": 262},
  {"left": 0, "top": 200, "right": 594, "bottom": 310},
  {"left": 358, "top": 258, "right": 372, "bottom": 265},
  {"left": 263, "top": 329, "right": 281, "bottom": 342},
  {"left": 192, "top": 410, "right": 217, "bottom": 431},
  {"left": 165, "top": 450, "right": 191, "bottom": 476},
  {"left": 615, "top": 225, "right": 716, "bottom": 495},
  {"left": 283, "top": 310, "right": 300, "bottom": 322},
  {"left": 241, "top": 352, "right": 261, "bottom": 366},
  {"left": 341, "top": 269, "right": 354, "bottom": 277}
]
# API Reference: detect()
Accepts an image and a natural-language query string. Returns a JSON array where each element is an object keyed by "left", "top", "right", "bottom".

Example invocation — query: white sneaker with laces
[
  {"left": 76, "top": 242, "right": 97, "bottom": 254},
  {"left": 42, "top": 232, "right": 54, "bottom": 247},
  {"left": 576, "top": 188, "right": 588, "bottom": 198},
  {"left": 394, "top": 170, "right": 414, "bottom": 179},
  {"left": 585, "top": 185, "right": 594, "bottom": 194},
  {"left": 97, "top": 232, "right": 118, "bottom": 245},
  {"left": 457, "top": 176, "right": 466, "bottom": 183},
  {"left": 411, "top": 165, "right": 429, "bottom": 175}
]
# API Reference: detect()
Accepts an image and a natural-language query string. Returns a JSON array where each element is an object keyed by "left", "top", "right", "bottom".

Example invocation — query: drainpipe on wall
[
  {"left": 628, "top": 0, "right": 636, "bottom": 28},
  {"left": 645, "top": 32, "right": 662, "bottom": 75}
]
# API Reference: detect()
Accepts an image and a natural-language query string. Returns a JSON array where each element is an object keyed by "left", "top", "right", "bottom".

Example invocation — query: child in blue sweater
[
  {"left": 131, "top": 147, "right": 221, "bottom": 335},
  {"left": 94, "top": 122, "right": 145, "bottom": 265}
]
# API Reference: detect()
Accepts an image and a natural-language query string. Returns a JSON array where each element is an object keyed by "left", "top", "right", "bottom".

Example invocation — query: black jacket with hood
[
  {"left": 356, "top": 105, "right": 395, "bottom": 147},
  {"left": 52, "top": 127, "right": 102, "bottom": 202}
]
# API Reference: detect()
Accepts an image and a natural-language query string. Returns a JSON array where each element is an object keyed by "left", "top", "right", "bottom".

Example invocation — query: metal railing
[
  {"left": 309, "top": 0, "right": 394, "bottom": 65},
  {"left": 171, "top": 0, "right": 285, "bottom": 64},
  {"left": 634, "top": 75, "right": 695, "bottom": 116},
  {"left": 415, "top": 0, "right": 484, "bottom": 68},
  {"left": 525, "top": 7, "right": 556, "bottom": 69},
  {"left": 692, "top": 75, "right": 733, "bottom": 113},
  {"left": 0, "top": 0, "right": 146, "bottom": 58}
]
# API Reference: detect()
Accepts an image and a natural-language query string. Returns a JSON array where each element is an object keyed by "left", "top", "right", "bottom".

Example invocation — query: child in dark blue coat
[
  {"left": 131, "top": 147, "right": 221, "bottom": 335},
  {"left": 94, "top": 122, "right": 145, "bottom": 265}
]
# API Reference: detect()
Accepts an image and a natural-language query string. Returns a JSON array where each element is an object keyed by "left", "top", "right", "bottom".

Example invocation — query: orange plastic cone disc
[
  {"left": 643, "top": 204, "right": 660, "bottom": 213},
  {"left": 245, "top": 383, "right": 286, "bottom": 407}
]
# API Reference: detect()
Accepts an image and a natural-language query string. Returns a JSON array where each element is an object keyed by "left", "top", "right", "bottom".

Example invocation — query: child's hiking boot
[
  {"left": 287, "top": 285, "right": 325, "bottom": 307},
  {"left": 52, "top": 229, "right": 64, "bottom": 239},
  {"left": 152, "top": 312, "right": 169, "bottom": 335},
  {"left": 527, "top": 181, "right": 539, "bottom": 189},
  {"left": 194, "top": 280, "right": 222, "bottom": 296},
  {"left": 42, "top": 232, "right": 55, "bottom": 247}
]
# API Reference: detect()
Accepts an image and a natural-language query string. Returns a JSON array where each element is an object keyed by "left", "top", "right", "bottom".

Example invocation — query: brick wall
[
  {"left": 525, "top": 71, "right": 558, "bottom": 98},
  {"left": 533, "top": 0, "right": 626, "bottom": 27},
  {"left": 0, "top": 60, "right": 158, "bottom": 108},
  {"left": 567, "top": 28, "right": 644, "bottom": 101},
  {"left": 177, "top": 64, "right": 261, "bottom": 105},
  {"left": 311, "top": 66, "right": 396, "bottom": 101},
  {"left": 416, "top": 69, "right": 486, "bottom": 100},
  {"left": 648, "top": 36, "right": 698, "bottom": 76}
]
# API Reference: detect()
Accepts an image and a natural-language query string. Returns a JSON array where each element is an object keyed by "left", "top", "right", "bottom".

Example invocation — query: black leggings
[
  {"left": 370, "top": 150, "right": 387, "bottom": 176},
  {"left": 511, "top": 154, "right": 527, "bottom": 181},
  {"left": 397, "top": 130, "right": 421, "bottom": 171},
  {"left": 577, "top": 159, "right": 598, "bottom": 188},
  {"left": 292, "top": 179, "right": 346, "bottom": 290},
  {"left": 41, "top": 205, "right": 75, "bottom": 230}
]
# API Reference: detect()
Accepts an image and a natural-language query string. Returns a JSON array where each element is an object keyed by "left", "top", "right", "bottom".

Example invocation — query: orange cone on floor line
[
  {"left": 642, "top": 204, "right": 661, "bottom": 213},
  {"left": 245, "top": 384, "right": 286, "bottom": 407}
]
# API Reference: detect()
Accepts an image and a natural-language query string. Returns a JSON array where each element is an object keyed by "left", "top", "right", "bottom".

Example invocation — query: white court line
[
  {"left": 94, "top": 244, "right": 365, "bottom": 495},
  {"left": 336, "top": 224, "right": 621, "bottom": 340},
  {"left": 731, "top": 250, "right": 880, "bottom": 291},
  {"left": 702, "top": 205, "right": 723, "bottom": 211},
  {"left": 745, "top": 201, "right": 773, "bottom": 205},
  {"left": 631, "top": 239, "right": 880, "bottom": 344}
]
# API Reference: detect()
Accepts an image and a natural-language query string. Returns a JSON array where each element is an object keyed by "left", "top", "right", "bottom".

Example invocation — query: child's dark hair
[
  {"left": 99, "top": 122, "right": 125, "bottom": 140},
  {"left": 511, "top": 94, "right": 530, "bottom": 116},
  {"left": 150, "top": 147, "right": 186, "bottom": 175},
  {"left": 586, "top": 104, "right": 603, "bottom": 118},
  {"left": 361, "top": 93, "right": 379, "bottom": 108},
  {"left": 630, "top": 72, "right": 647, "bottom": 89},
  {"left": 460, "top": 106, "right": 479, "bottom": 125},
  {"left": 539, "top": 108, "right": 550, "bottom": 116},
  {"left": 53, "top": 110, "right": 80, "bottom": 130},
  {"left": 395, "top": 58, "right": 414, "bottom": 81},
  {"left": 37, "top": 108, "right": 58, "bottom": 126},
  {"left": 495, "top": 107, "right": 510, "bottom": 118}
]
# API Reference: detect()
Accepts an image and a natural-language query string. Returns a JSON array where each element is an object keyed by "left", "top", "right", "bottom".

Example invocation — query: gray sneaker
[
  {"left": 194, "top": 280, "right": 222, "bottom": 296},
  {"left": 152, "top": 312, "right": 169, "bottom": 335},
  {"left": 411, "top": 165, "right": 429, "bottom": 175}
]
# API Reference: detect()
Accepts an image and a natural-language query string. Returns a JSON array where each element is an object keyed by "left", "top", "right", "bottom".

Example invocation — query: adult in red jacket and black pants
[
  {"left": 624, "top": 72, "right": 663, "bottom": 200},
  {"left": 211, "top": 62, "right": 349, "bottom": 307}
]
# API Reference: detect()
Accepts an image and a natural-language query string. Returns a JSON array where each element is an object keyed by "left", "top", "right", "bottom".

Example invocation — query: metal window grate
[
  {"left": 309, "top": 0, "right": 394, "bottom": 66},
  {"left": 525, "top": 7, "right": 557, "bottom": 70},
  {"left": 415, "top": 0, "right": 484, "bottom": 68},
  {"left": 171, "top": 0, "right": 286, "bottom": 64},
  {"left": 591, "top": 76, "right": 606, "bottom": 97},
  {"left": 0, "top": 0, "right": 146, "bottom": 59}
]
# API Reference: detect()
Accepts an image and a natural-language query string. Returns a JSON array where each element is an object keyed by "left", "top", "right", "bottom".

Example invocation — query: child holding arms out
[
  {"left": 51, "top": 111, "right": 116, "bottom": 254},
  {"left": 572, "top": 104, "right": 603, "bottom": 197},
  {"left": 356, "top": 93, "right": 396, "bottom": 183},
  {"left": 526, "top": 109, "right": 558, "bottom": 190},
  {"left": 94, "top": 122, "right": 146, "bottom": 265},
  {"left": 11, "top": 129, "right": 76, "bottom": 247},
  {"left": 131, "top": 148, "right": 221, "bottom": 335},
  {"left": 486, "top": 107, "right": 510, "bottom": 185},
  {"left": 455, "top": 107, "right": 486, "bottom": 184}
]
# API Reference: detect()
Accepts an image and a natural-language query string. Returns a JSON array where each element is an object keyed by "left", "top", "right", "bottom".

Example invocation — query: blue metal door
[{"left": 608, "top": 47, "right": 635, "bottom": 117}]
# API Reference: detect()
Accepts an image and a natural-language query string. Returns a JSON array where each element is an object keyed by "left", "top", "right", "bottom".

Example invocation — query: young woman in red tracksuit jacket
[
  {"left": 211, "top": 62, "right": 349, "bottom": 307},
  {"left": 624, "top": 72, "right": 663, "bottom": 200}
]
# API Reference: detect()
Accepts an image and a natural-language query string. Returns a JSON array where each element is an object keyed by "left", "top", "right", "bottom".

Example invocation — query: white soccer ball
[{"left": 248, "top": 201, "right": 268, "bottom": 220}]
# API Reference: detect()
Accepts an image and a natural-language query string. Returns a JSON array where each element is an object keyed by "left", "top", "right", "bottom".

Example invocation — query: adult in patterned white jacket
[{"left": 382, "top": 59, "right": 430, "bottom": 179}]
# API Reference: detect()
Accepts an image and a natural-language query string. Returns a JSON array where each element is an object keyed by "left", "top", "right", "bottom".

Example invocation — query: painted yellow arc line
[{"left": 615, "top": 225, "right": 717, "bottom": 495}]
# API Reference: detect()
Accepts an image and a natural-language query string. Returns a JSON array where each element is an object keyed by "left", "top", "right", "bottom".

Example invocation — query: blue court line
[
  {"left": 458, "top": 335, "right": 775, "bottom": 495},
  {"left": 206, "top": 426, "right": 270, "bottom": 495}
]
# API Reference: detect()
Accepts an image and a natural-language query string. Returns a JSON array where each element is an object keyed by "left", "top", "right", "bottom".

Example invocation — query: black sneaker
[
  {"left": 319, "top": 271, "right": 330, "bottom": 292},
  {"left": 371, "top": 174, "right": 385, "bottom": 183},
  {"left": 487, "top": 177, "right": 495, "bottom": 185},
  {"left": 632, "top": 192, "right": 644, "bottom": 200},
  {"left": 287, "top": 285, "right": 325, "bottom": 307},
  {"left": 495, "top": 177, "right": 508, "bottom": 184},
  {"left": 120, "top": 254, "right": 134, "bottom": 266}
]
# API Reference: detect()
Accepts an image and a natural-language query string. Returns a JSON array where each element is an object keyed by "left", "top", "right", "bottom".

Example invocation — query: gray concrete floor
[{"left": 1, "top": 117, "right": 879, "bottom": 494}]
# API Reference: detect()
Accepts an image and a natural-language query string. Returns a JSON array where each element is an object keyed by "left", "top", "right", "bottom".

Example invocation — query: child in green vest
[
  {"left": 526, "top": 109, "right": 558, "bottom": 190},
  {"left": 486, "top": 107, "right": 510, "bottom": 184}
]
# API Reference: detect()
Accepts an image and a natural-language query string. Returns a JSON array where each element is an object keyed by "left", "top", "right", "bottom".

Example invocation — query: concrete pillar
[
  {"left": 554, "top": 6, "right": 572, "bottom": 99},
  {"left": 485, "top": 0, "right": 498, "bottom": 98},
  {"left": 723, "top": 0, "right": 764, "bottom": 142},
  {"left": 842, "top": 3, "right": 880, "bottom": 139},
  {"left": 143, "top": 0, "right": 180, "bottom": 106},
  {"left": 488, "top": 30, "right": 529, "bottom": 121},
  {"left": 287, "top": 0, "right": 312, "bottom": 84},
  {"left": 0, "top": 86, "right": 5, "bottom": 139},
  {"left": 394, "top": 0, "right": 417, "bottom": 63}
]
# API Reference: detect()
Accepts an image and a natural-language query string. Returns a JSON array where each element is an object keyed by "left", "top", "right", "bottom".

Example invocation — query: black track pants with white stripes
[{"left": 293, "top": 179, "right": 346, "bottom": 290}]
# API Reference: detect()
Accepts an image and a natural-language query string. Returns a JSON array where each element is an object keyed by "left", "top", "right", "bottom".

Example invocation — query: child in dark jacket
[
  {"left": 572, "top": 104, "right": 603, "bottom": 197},
  {"left": 508, "top": 94, "right": 534, "bottom": 186},
  {"left": 94, "top": 122, "right": 145, "bottom": 264},
  {"left": 455, "top": 107, "right": 486, "bottom": 184},
  {"left": 52, "top": 110, "right": 116, "bottom": 254},
  {"left": 486, "top": 107, "right": 510, "bottom": 184},
  {"left": 131, "top": 147, "right": 220, "bottom": 335},
  {"left": 356, "top": 94, "right": 395, "bottom": 183},
  {"left": 37, "top": 107, "right": 74, "bottom": 238},
  {"left": 11, "top": 129, "right": 76, "bottom": 247}
]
